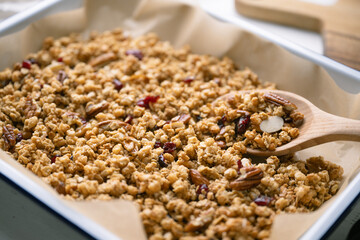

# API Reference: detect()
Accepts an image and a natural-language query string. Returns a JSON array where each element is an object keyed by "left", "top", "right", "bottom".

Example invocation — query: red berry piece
[
  {"left": 235, "top": 115, "right": 250, "bottom": 135},
  {"left": 158, "top": 154, "right": 168, "bottom": 168},
  {"left": 125, "top": 49, "right": 143, "bottom": 60},
  {"left": 254, "top": 196, "right": 273, "bottom": 206},
  {"left": 57, "top": 57, "right": 63, "bottom": 62},
  {"left": 163, "top": 142, "right": 176, "bottom": 153},
  {"left": 137, "top": 96, "right": 159, "bottom": 109},
  {"left": 113, "top": 78, "right": 123, "bottom": 91},
  {"left": 51, "top": 154, "right": 61, "bottom": 164},
  {"left": 154, "top": 141, "right": 162, "bottom": 148},
  {"left": 183, "top": 76, "right": 195, "bottom": 83},
  {"left": 22, "top": 60, "right": 32, "bottom": 70},
  {"left": 237, "top": 159, "right": 243, "bottom": 170},
  {"left": 196, "top": 184, "right": 209, "bottom": 195}
]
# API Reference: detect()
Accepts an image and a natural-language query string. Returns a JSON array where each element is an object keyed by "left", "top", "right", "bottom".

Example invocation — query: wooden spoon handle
[{"left": 313, "top": 111, "right": 360, "bottom": 143}]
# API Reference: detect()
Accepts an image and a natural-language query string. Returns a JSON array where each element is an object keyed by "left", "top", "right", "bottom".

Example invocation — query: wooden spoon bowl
[{"left": 219, "top": 90, "right": 360, "bottom": 156}]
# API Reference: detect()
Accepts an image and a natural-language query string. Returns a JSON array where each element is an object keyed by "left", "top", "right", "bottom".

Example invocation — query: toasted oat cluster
[{"left": 0, "top": 29, "right": 342, "bottom": 239}]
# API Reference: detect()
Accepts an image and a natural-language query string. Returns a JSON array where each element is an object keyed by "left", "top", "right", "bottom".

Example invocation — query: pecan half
[
  {"left": 264, "top": 93, "right": 297, "bottom": 111},
  {"left": 85, "top": 101, "right": 109, "bottom": 118},
  {"left": 230, "top": 167, "right": 263, "bottom": 191},
  {"left": 24, "top": 97, "right": 40, "bottom": 119},
  {"left": 97, "top": 120, "right": 131, "bottom": 131},
  {"left": 190, "top": 169, "right": 210, "bottom": 186},
  {"left": 2, "top": 124, "right": 16, "bottom": 151},
  {"left": 89, "top": 52, "right": 116, "bottom": 67}
]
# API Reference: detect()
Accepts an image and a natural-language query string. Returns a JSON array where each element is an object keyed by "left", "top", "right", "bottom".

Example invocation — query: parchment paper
[{"left": 0, "top": 0, "right": 360, "bottom": 239}]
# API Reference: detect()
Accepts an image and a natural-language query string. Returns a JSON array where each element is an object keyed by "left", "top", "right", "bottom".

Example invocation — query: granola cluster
[{"left": 0, "top": 29, "right": 342, "bottom": 239}]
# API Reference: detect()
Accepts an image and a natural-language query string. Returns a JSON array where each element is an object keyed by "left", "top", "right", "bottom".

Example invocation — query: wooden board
[{"left": 235, "top": 0, "right": 360, "bottom": 71}]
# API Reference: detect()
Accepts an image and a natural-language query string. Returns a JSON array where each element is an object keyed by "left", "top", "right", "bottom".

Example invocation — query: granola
[{"left": 0, "top": 29, "right": 342, "bottom": 239}]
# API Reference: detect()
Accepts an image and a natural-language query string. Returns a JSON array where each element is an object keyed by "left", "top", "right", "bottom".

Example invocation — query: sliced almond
[{"left": 260, "top": 116, "right": 284, "bottom": 133}]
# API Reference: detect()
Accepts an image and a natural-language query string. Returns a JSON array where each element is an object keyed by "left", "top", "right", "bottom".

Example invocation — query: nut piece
[
  {"left": 89, "top": 52, "right": 116, "bottom": 67},
  {"left": 55, "top": 182, "right": 66, "bottom": 195},
  {"left": 85, "top": 101, "right": 109, "bottom": 118},
  {"left": 260, "top": 116, "right": 284, "bottom": 133},
  {"left": 2, "top": 124, "right": 16, "bottom": 151},
  {"left": 190, "top": 169, "right": 210, "bottom": 186},
  {"left": 230, "top": 167, "right": 263, "bottom": 191},
  {"left": 184, "top": 208, "right": 214, "bottom": 232},
  {"left": 97, "top": 120, "right": 131, "bottom": 131},
  {"left": 171, "top": 114, "right": 191, "bottom": 124},
  {"left": 290, "top": 111, "right": 304, "bottom": 127},
  {"left": 24, "top": 97, "right": 40, "bottom": 119},
  {"left": 264, "top": 93, "right": 297, "bottom": 111}
]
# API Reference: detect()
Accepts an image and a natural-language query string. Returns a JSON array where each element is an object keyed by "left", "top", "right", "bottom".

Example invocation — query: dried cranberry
[
  {"left": 16, "top": 133, "right": 23, "bottom": 143},
  {"left": 158, "top": 154, "right": 168, "bottom": 168},
  {"left": 137, "top": 96, "right": 159, "bottom": 109},
  {"left": 217, "top": 115, "right": 226, "bottom": 129},
  {"left": 254, "top": 196, "right": 273, "bottom": 206},
  {"left": 154, "top": 141, "right": 163, "bottom": 148},
  {"left": 196, "top": 184, "right": 209, "bottom": 195},
  {"left": 163, "top": 142, "right": 176, "bottom": 153},
  {"left": 125, "top": 49, "right": 143, "bottom": 60},
  {"left": 57, "top": 57, "right": 63, "bottom": 62},
  {"left": 51, "top": 154, "right": 61, "bottom": 164},
  {"left": 124, "top": 115, "right": 133, "bottom": 124},
  {"left": 22, "top": 60, "right": 31, "bottom": 69},
  {"left": 235, "top": 115, "right": 250, "bottom": 135},
  {"left": 183, "top": 76, "right": 195, "bottom": 83},
  {"left": 237, "top": 159, "right": 243, "bottom": 170},
  {"left": 196, "top": 115, "right": 202, "bottom": 121},
  {"left": 57, "top": 70, "right": 67, "bottom": 83},
  {"left": 113, "top": 78, "right": 123, "bottom": 91}
]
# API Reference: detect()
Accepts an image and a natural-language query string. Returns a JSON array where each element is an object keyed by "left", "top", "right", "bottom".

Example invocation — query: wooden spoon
[{"left": 216, "top": 90, "right": 360, "bottom": 156}]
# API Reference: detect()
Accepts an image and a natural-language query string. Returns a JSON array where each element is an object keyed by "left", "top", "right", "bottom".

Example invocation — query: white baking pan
[{"left": 0, "top": 0, "right": 359, "bottom": 240}]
